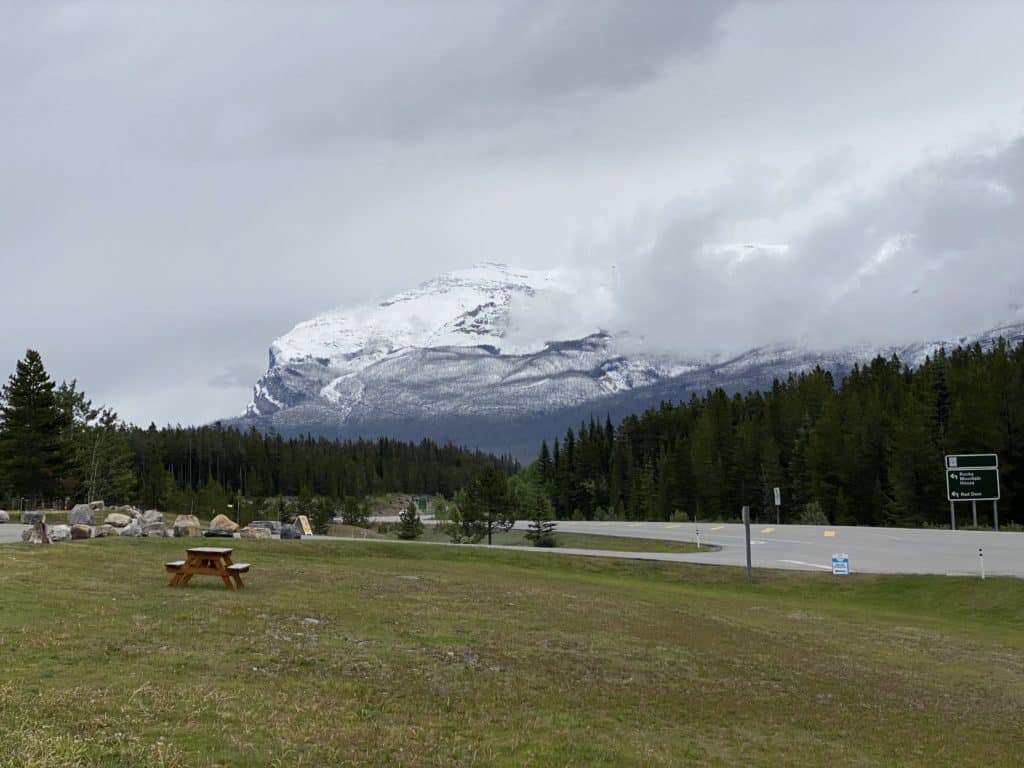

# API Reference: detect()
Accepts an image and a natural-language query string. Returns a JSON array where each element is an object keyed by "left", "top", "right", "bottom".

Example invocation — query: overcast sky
[{"left": 3, "top": 1, "right": 1023, "bottom": 426}]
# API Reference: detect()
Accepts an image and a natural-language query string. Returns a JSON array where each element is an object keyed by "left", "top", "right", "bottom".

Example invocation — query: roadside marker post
[
  {"left": 695, "top": 527, "right": 701, "bottom": 551},
  {"left": 773, "top": 486, "right": 781, "bottom": 526},
  {"left": 745, "top": 507, "right": 753, "bottom": 585},
  {"left": 979, "top": 548, "right": 985, "bottom": 580}
]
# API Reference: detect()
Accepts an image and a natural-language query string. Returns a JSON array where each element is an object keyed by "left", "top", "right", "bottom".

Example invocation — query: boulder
[
  {"left": 22, "top": 510, "right": 46, "bottom": 526},
  {"left": 89, "top": 500, "right": 105, "bottom": 511},
  {"left": 70, "top": 524, "right": 93, "bottom": 540},
  {"left": 93, "top": 524, "right": 116, "bottom": 538},
  {"left": 239, "top": 526, "right": 272, "bottom": 540},
  {"left": 0, "top": 510, "right": 9, "bottom": 523},
  {"left": 250, "top": 520, "right": 282, "bottom": 534},
  {"left": 280, "top": 524, "right": 302, "bottom": 540},
  {"left": 22, "top": 521, "right": 50, "bottom": 542},
  {"left": 69, "top": 504, "right": 94, "bottom": 526},
  {"left": 142, "top": 523, "right": 168, "bottom": 537},
  {"left": 209, "top": 514, "right": 239, "bottom": 532},
  {"left": 141, "top": 509, "right": 164, "bottom": 526},
  {"left": 48, "top": 524, "right": 71, "bottom": 542},
  {"left": 172, "top": 515, "right": 201, "bottom": 537},
  {"left": 118, "top": 519, "right": 143, "bottom": 537},
  {"left": 104, "top": 512, "right": 131, "bottom": 528}
]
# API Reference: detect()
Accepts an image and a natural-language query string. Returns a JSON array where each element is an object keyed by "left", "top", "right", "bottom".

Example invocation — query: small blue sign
[{"left": 831, "top": 553, "right": 850, "bottom": 576}]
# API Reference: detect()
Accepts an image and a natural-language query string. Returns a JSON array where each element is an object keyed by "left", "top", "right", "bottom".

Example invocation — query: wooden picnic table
[{"left": 165, "top": 546, "right": 250, "bottom": 591}]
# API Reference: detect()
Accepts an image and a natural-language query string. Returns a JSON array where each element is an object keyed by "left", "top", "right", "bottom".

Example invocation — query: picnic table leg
[
  {"left": 230, "top": 572, "right": 245, "bottom": 589},
  {"left": 168, "top": 572, "right": 183, "bottom": 587}
]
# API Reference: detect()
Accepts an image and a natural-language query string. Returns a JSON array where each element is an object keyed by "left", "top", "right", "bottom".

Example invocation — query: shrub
[{"left": 797, "top": 500, "right": 829, "bottom": 525}]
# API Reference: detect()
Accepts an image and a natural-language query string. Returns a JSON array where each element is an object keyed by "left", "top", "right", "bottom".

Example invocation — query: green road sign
[
  {"left": 946, "top": 468, "right": 1000, "bottom": 501},
  {"left": 945, "top": 454, "right": 998, "bottom": 469}
]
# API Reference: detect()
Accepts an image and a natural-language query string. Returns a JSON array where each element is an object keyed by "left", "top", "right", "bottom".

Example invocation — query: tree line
[
  {"left": 0, "top": 349, "right": 517, "bottom": 514},
  {"left": 534, "top": 339, "right": 1024, "bottom": 528}
]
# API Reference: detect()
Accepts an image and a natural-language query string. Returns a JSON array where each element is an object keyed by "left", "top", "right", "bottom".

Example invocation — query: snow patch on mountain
[{"left": 243, "top": 262, "right": 1024, "bottom": 451}]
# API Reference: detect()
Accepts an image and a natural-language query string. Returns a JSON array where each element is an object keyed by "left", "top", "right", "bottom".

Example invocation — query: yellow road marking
[
  {"left": 711, "top": 525, "right": 724, "bottom": 531},
  {"left": 824, "top": 530, "right": 836, "bottom": 538},
  {"left": 760, "top": 527, "right": 775, "bottom": 534}
]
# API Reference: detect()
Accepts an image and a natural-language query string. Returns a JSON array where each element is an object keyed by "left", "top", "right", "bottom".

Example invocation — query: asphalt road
[
  {"left": 5, "top": 520, "right": 1022, "bottom": 577},
  {"left": 0, "top": 524, "right": 26, "bottom": 544},
  {"left": 516, "top": 520, "right": 1024, "bottom": 577}
]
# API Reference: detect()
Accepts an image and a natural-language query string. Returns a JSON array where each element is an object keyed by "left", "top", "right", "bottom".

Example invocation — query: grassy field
[
  {"left": 1, "top": 538, "right": 1022, "bottom": 767},
  {"left": 328, "top": 524, "right": 704, "bottom": 554}
]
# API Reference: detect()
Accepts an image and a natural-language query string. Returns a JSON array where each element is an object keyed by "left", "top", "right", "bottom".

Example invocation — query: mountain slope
[{"left": 230, "top": 264, "right": 1024, "bottom": 460}]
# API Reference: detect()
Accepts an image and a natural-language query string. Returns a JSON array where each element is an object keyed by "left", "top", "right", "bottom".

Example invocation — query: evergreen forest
[
  {"left": 0, "top": 350, "right": 516, "bottom": 515},
  {"left": 534, "top": 340, "right": 1024, "bottom": 528}
]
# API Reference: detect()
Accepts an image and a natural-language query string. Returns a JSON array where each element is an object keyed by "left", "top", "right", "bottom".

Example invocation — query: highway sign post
[
  {"left": 773, "top": 487, "right": 781, "bottom": 525},
  {"left": 741, "top": 505, "right": 752, "bottom": 584},
  {"left": 831, "top": 553, "right": 850, "bottom": 576},
  {"left": 945, "top": 454, "right": 1000, "bottom": 530}
]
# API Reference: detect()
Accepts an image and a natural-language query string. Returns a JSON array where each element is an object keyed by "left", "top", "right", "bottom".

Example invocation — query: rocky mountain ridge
[{"left": 230, "top": 263, "right": 1024, "bottom": 460}]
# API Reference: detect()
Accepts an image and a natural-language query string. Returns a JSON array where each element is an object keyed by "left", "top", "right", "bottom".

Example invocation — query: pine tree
[
  {"left": 397, "top": 500, "right": 424, "bottom": 540},
  {"left": 460, "top": 465, "right": 514, "bottom": 544},
  {"left": 0, "top": 350, "right": 72, "bottom": 503},
  {"left": 537, "top": 440, "right": 553, "bottom": 486}
]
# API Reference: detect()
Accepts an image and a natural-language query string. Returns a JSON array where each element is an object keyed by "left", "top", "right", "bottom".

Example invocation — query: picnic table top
[{"left": 185, "top": 546, "right": 233, "bottom": 556}]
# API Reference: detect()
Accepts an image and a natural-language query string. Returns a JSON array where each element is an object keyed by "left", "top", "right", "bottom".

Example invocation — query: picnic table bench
[{"left": 165, "top": 547, "right": 250, "bottom": 591}]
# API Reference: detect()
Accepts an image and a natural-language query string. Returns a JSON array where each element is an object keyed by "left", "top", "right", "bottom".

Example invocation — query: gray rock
[
  {"left": 22, "top": 522, "right": 50, "bottom": 544},
  {"left": 172, "top": 514, "right": 201, "bottom": 537},
  {"left": 89, "top": 500, "right": 105, "bottom": 512},
  {"left": 22, "top": 510, "right": 46, "bottom": 526},
  {"left": 249, "top": 520, "right": 282, "bottom": 534},
  {"left": 69, "top": 504, "right": 94, "bottom": 526},
  {"left": 280, "top": 524, "right": 302, "bottom": 540},
  {"left": 93, "top": 524, "right": 116, "bottom": 538},
  {"left": 104, "top": 512, "right": 131, "bottom": 528},
  {"left": 0, "top": 510, "right": 9, "bottom": 523},
  {"left": 70, "top": 524, "right": 93, "bottom": 540},
  {"left": 141, "top": 509, "right": 164, "bottom": 526},
  {"left": 48, "top": 524, "right": 71, "bottom": 542},
  {"left": 118, "top": 519, "right": 143, "bottom": 537},
  {"left": 142, "top": 522, "right": 168, "bottom": 537},
  {"left": 239, "top": 526, "right": 272, "bottom": 540}
]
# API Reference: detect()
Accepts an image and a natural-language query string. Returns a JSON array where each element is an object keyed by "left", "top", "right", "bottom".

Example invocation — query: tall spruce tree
[
  {"left": 460, "top": 465, "right": 514, "bottom": 544},
  {"left": 0, "top": 350, "right": 72, "bottom": 503}
]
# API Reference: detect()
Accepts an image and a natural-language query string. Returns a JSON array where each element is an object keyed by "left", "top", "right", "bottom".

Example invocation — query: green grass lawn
[
  {"left": 1, "top": 538, "right": 1022, "bottom": 767},
  {"left": 328, "top": 524, "right": 705, "bottom": 554}
]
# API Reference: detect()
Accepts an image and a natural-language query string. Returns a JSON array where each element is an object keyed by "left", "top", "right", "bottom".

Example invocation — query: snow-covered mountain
[{"left": 232, "top": 263, "right": 1024, "bottom": 460}]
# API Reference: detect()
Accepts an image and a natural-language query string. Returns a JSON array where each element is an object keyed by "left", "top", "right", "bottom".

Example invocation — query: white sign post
[
  {"left": 742, "top": 505, "right": 752, "bottom": 584},
  {"left": 773, "top": 487, "right": 781, "bottom": 525}
]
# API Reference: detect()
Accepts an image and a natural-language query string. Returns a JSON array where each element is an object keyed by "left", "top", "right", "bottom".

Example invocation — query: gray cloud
[
  {"left": 1, "top": 1, "right": 1023, "bottom": 426},
  {"left": 610, "top": 136, "right": 1024, "bottom": 356}
]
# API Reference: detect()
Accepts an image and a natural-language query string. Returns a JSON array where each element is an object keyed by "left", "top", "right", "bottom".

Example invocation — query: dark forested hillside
[
  {"left": 126, "top": 426, "right": 518, "bottom": 512},
  {"left": 0, "top": 349, "right": 517, "bottom": 512},
  {"left": 536, "top": 340, "right": 1024, "bottom": 528}
]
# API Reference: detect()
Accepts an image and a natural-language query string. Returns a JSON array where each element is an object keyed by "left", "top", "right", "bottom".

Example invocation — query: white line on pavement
[{"left": 779, "top": 559, "right": 832, "bottom": 571}]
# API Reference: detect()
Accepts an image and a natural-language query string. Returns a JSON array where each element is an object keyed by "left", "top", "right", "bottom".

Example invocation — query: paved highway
[{"left": 515, "top": 520, "right": 1024, "bottom": 577}]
